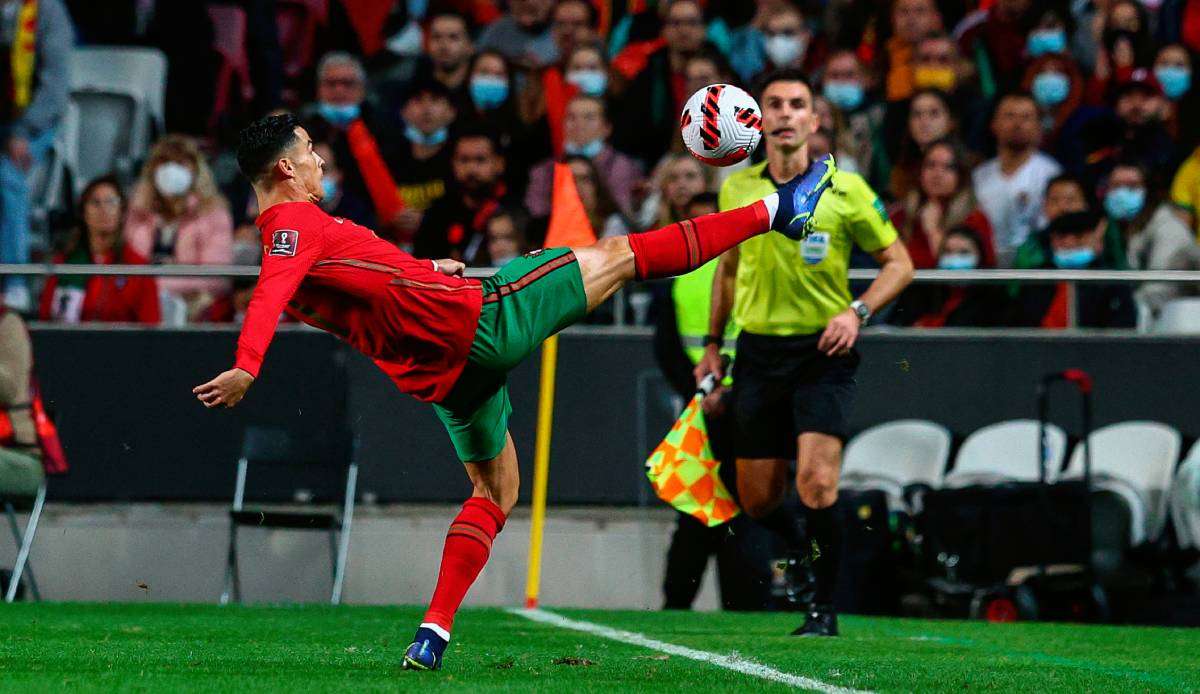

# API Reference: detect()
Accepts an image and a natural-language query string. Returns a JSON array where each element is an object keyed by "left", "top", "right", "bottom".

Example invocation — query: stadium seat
[
  {"left": 1, "top": 482, "right": 46, "bottom": 603},
  {"left": 67, "top": 47, "right": 167, "bottom": 192},
  {"left": 25, "top": 103, "right": 78, "bottom": 258},
  {"left": 943, "top": 419, "right": 1068, "bottom": 487},
  {"left": 221, "top": 426, "right": 359, "bottom": 606},
  {"left": 207, "top": 5, "right": 256, "bottom": 133},
  {"left": 1153, "top": 298, "right": 1200, "bottom": 334},
  {"left": 842, "top": 420, "right": 952, "bottom": 513},
  {"left": 1170, "top": 451, "right": 1200, "bottom": 551},
  {"left": 1061, "top": 421, "right": 1181, "bottom": 545}
]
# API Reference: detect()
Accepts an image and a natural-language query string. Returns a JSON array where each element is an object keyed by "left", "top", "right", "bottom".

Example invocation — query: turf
[{"left": 1, "top": 603, "right": 1198, "bottom": 692}]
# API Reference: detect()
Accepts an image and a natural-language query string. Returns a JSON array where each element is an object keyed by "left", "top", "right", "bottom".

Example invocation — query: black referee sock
[
  {"left": 755, "top": 503, "right": 805, "bottom": 550},
  {"left": 804, "top": 502, "right": 841, "bottom": 607}
]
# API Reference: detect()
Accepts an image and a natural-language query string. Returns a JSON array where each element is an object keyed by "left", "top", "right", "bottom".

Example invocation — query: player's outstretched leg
[
  {"left": 573, "top": 155, "right": 834, "bottom": 309},
  {"left": 403, "top": 434, "right": 519, "bottom": 671}
]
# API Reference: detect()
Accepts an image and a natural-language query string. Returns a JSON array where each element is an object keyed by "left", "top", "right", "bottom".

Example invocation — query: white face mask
[
  {"left": 764, "top": 34, "right": 806, "bottom": 67},
  {"left": 154, "top": 162, "right": 194, "bottom": 197}
]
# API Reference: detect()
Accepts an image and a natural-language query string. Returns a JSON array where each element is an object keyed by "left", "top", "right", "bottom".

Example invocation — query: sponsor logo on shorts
[{"left": 270, "top": 229, "right": 299, "bottom": 256}]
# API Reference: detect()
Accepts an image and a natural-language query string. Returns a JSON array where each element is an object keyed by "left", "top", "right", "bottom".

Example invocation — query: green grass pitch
[{"left": 2, "top": 603, "right": 1198, "bottom": 692}]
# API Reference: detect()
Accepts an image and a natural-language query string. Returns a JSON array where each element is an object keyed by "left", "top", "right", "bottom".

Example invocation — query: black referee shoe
[{"left": 790, "top": 605, "right": 838, "bottom": 637}]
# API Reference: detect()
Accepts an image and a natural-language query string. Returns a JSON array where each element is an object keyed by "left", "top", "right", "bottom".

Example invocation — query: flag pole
[{"left": 524, "top": 334, "right": 558, "bottom": 608}]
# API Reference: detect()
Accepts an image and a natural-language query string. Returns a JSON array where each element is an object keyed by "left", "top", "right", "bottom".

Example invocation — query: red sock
[
  {"left": 422, "top": 497, "right": 507, "bottom": 636},
  {"left": 626, "top": 200, "right": 770, "bottom": 280}
]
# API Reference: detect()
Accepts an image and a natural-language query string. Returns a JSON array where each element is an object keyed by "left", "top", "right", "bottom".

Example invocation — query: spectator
[
  {"left": 313, "top": 142, "right": 373, "bottom": 225},
  {"left": 1, "top": 0, "right": 72, "bottom": 312},
  {"left": 890, "top": 140, "right": 997, "bottom": 270},
  {"left": 566, "top": 154, "right": 633, "bottom": 239},
  {"left": 525, "top": 94, "right": 644, "bottom": 219},
  {"left": 463, "top": 49, "right": 545, "bottom": 199},
  {"left": 889, "top": 89, "right": 958, "bottom": 200},
  {"left": 729, "top": 1, "right": 824, "bottom": 84},
  {"left": 477, "top": 0, "right": 556, "bottom": 68},
  {"left": 1102, "top": 161, "right": 1200, "bottom": 314},
  {"left": 201, "top": 277, "right": 256, "bottom": 324},
  {"left": 611, "top": 0, "right": 711, "bottom": 166},
  {"left": 413, "top": 128, "right": 510, "bottom": 264},
  {"left": 1042, "top": 173, "right": 1092, "bottom": 223},
  {"left": 910, "top": 33, "right": 989, "bottom": 150},
  {"left": 1022, "top": 53, "right": 1087, "bottom": 152},
  {"left": 1170, "top": 143, "right": 1200, "bottom": 237},
  {"left": 1153, "top": 44, "right": 1200, "bottom": 153},
  {"left": 483, "top": 207, "right": 529, "bottom": 266},
  {"left": 820, "top": 49, "right": 887, "bottom": 188},
  {"left": 973, "top": 92, "right": 1062, "bottom": 264},
  {"left": 891, "top": 225, "right": 1007, "bottom": 327},
  {"left": 39, "top": 175, "right": 159, "bottom": 324},
  {"left": 1086, "top": 0, "right": 1154, "bottom": 104},
  {"left": 548, "top": 0, "right": 599, "bottom": 67},
  {"left": 1072, "top": 70, "right": 1176, "bottom": 189},
  {"left": 421, "top": 12, "right": 476, "bottom": 114},
  {"left": 383, "top": 78, "right": 458, "bottom": 243},
  {"left": 301, "top": 52, "right": 380, "bottom": 229},
  {"left": 1026, "top": 7, "right": 1072, "bottom": 61},
  {"left": 882, "top": 0, "right": 944, "bottom": 103},
  {"left": 954, "top": 0, "right": 1036, "bottom": 95},
  {"left": 1012, "top": 210, "right": 1136, "bottom": 328},
  {"left": 563, "top": 43, "right": 609, "bottom": 98},
  {"left": 0, "top": 306, "right": 45, "bottom": 499},
  {"left": 124, "top": 135, "right": 233, "bottom": 320},
  {"left": 638, "top": 152, "right": 717, "bottom": 229}
]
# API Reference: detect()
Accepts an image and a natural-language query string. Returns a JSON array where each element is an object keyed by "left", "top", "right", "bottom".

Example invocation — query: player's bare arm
[{"left": 817, "top": 240, "right": 915, "bottom": 356}]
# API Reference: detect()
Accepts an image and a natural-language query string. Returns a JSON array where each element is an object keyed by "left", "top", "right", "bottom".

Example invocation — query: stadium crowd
[{"left": 6, "top": 0, "right": 1200, "bottom": 327}]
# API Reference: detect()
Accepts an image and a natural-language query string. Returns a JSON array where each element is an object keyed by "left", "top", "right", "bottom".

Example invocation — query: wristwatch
[
  {"left": 850, "top": 299, "right": 871, "bottom": 326},
  {"left": 703, "top": 334, "right": 724, "bottom": 349}
]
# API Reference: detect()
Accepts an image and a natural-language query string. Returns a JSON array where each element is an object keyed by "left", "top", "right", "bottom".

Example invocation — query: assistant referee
[{"left": 695, "top": 68, "right": 914, "bottom": 636}]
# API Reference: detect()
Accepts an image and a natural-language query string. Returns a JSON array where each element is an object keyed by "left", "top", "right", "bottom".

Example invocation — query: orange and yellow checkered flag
[{"left": 645, "top": 395, "right": 740, "bottom": 527}]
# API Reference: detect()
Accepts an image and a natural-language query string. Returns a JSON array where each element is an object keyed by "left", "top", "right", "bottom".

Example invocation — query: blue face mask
[
  {"left": 405, "top": 123, "right": 448, "bottom": 147},
  {"left": 321, "top": 178, "right": 339, "bottom": 203},
  {"left": 1104, "top": 186, "right": 1146, "bottom": 220},
  {"left": 1027, "top": 29, "right": 1067, "bottom": 57},
  {"left": 1155, "top": 66, "right": 1192, "bottom": 100},
  {"left": 824, "top": 81, "right": 865, "bottom": 111},
  {"left": 318, "top": 102, "right": 361, "bottom": 127},
  {"left": 1032, "top": 71, "right": 1071, "bottom": 107},
  {"left": 1053, "top": 246, "right": 1097, "bottom": 269},
  {"left": 938, "top": 252, "right": 979, "bottom": 270},
  {"left": 470, "top": 76, "right": 509, "bottom": 110},
  {"left": 567, "top": 69, "right": 608, "bottom": 97},
  {"left": 564, "top": 138, "right": 604, "bottom": 159}
]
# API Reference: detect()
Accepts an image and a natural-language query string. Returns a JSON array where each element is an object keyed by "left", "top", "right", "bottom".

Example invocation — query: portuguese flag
[{"left": 645, "top": 395, "right": 739, "bottom": 527}]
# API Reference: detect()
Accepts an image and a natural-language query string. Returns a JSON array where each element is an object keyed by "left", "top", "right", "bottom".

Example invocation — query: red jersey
[{"left": 235, "top": 201, "right": 483, "bottom": 402}]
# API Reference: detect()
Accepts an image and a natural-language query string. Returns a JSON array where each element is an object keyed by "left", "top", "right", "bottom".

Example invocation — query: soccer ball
[{"left": 680, "top": 84, "right": 763, "bottom": 166}]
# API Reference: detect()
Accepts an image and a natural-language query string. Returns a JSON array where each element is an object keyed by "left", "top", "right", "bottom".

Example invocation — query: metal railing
[{"left": 4, "top": 264, "right": 1199, "bottom": 329}]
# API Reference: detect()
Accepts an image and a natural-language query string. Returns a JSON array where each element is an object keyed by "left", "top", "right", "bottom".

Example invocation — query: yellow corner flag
[{"left": 645, "top": 395, "right": 740, "bottom": 527}]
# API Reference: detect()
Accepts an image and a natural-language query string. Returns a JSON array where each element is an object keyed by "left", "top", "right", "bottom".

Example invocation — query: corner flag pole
[{"left": 524, "top": 333, "right": 558, "bottom": 608}]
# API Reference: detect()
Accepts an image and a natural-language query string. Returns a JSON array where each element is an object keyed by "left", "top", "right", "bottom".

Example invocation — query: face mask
[
  {"left": 938, "top": 252, "right": 979, "bottom": 270},
  {"left": 764, "top": 35, "right": 805, "bottom": 67},
  {"left": 470, "top": 76, "right": 509, "bottom": 109},
  {"left": 566, "top": 69, "right": 608, "bottom": 97},
  {"left": 321, "top": 177, "right": 339, "bottom": 202},
  {"left": 405, "top": 123, "right": 448, "bottom": 146},
  {"left": 386, "top": 22, "right": 423, "bottom": 56},
  {"left": 913, "top": 66, "right": 956, "bottom": 91},
  {"left": 1053, "top": 246, "right": 1097, "bottom": 269},
  {"left": 318, "top": 102, "right": 361, "bottom": 127},
  {"left": 824, "top": 81, "right": 865, "bottom": 111},
  {"left": 564, "top": 138, "right": 604, "bottom": 159},
  {"left": 153, "top": 162, "right": 194, "bottom": 197},
  {"left": 1104, "top": 186, "right": 1146, "bottom": 220},
  {"left": 1155, "top": 66, "right": 1191, "bottom": 100},
  {"left": 1032, "top": 71, "right": 1071, "bottom": 107},
  {"left": 1027, "top": 29, "right": 1067, "bottom": 57}
]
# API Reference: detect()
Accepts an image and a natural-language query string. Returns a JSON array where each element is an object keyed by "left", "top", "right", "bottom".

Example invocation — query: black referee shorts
[{"left": 732, "top": 330, "right": 859, "bottom": 460}]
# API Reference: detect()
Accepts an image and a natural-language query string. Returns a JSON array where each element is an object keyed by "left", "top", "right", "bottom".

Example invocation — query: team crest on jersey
[{"left": 270, "top": 229, "right": 299, "bottom": 256}]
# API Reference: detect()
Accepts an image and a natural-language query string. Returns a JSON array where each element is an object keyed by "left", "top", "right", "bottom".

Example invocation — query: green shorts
[{"left": 433, "top": 248, "right": 587, "bottom": 462}]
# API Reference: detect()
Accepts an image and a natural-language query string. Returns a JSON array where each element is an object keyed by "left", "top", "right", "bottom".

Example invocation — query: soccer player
[
  {"left": 193, "top": 113, "right": 834, "bottom": 670},
  {"left": 695, "top": 69, "right": 915, "bottom": 637}
]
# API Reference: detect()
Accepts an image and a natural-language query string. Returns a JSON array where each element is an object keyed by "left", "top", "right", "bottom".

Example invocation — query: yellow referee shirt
[{"left": 718, "top": 161, "right": 898, "bottom": 335}]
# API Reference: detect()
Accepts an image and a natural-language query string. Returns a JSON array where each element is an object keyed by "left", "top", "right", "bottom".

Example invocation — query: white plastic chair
[
  {"left": 944, "top": 420, "right": 1068, "bottom": 487},
  {"left": 1061, "top": 421, "right": 1180, "bottom": 545},
  {"left": 1170, "top": 452, "right": 1200, "bottom": 551},
  {"left": 842, "top": 420, "right": 952, "bottom": 512},
  {"left": 1153, "top": 298, "right": 1200, "bottom": 334},
  {"left": 67, "top": 47, "right": 167, "bottom": 191}
]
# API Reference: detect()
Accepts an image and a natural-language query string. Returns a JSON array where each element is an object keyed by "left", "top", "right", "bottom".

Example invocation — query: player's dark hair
[
  {"left": 755, "top": 67, "right": 815, "bottom": 102},
  {"left": 237, "top": 113, "right": 302, "bottom": 183}
]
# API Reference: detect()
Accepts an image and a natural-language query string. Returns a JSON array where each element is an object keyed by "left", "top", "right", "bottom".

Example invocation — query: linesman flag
[{"left": 645, "top": 394, "right": 739, "bottom": 527}]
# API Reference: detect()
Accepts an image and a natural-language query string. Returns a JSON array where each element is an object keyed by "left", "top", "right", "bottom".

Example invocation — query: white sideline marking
[{"left": 508, "top": 608, "right": 873, "bottom": 694}]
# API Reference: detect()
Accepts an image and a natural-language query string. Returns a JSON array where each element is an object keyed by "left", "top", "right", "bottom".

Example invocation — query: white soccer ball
[{"left": 680, "top": 83, "right": 763, "bottom": 167}]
